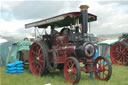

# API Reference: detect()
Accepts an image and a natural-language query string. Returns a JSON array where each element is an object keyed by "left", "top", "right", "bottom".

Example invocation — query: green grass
[{"left": 1, "top": 65, "right": 128, "bottom": 85}]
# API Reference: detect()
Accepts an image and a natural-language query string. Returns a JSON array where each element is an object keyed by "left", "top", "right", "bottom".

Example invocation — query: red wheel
[
  {"left": 94, "top": 56, "right": 112, "bottom": 81},
  {"left": 111, "top": 42, "right": 128, "bottom": 65},
  {"left": 64, "top": 57, "right": 80, "bottom": 84},
  {"left": 29, "top": 41, "right": 47, "bottom": 76}
]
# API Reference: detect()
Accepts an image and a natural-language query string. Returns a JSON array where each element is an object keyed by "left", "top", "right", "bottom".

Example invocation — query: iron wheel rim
[
  {"left": 64, "top": 57, "right": 80, "bottom": 84},
  {"left": 94, "top": 56, "right": 112, "bottom": 80}
]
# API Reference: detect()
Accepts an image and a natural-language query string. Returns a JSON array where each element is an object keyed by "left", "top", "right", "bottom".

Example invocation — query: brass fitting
[{"left": 80, "top": 5, "right": 89, "bottom": 10}]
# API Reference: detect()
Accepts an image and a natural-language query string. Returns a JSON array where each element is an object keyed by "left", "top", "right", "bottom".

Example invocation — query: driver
[
  {"left": 60, "top": 28, "right": 70, "bottom": 36},
  {"left": 50, "top": 26, "right": 59, "bottom": 37}
]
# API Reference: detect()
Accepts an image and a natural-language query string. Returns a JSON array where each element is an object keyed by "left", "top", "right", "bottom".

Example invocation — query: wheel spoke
[
  {"left": 119, "top": 56, "right": 123, "bottom": 62},
  {"left": 70, "top": 73, "right": 74, "bottom": 82},
  {"left": 112, "top": 52, "right": 120, "bottom": 58},
  {"left": 31, "top": 60, "right": 36, "bottom": 64},
  {"left": 105, "top": 69, "right": 109, "bottom": 71},
  {"left": 118, "top": 44, "right": 123, "bottom": 52},
  {"left": 67, "top": 61, "right": 71, "bottom": 69},
  {"left": 39, "top": 53, "right": 43, "bottom": 59},
  {"left": 112, "top": 50, "right": 119, "bottom": 55},
  {"left": 72, "top": 68, "right": 77, "bottom": 74},
  {"left": 103, "top": 60, "right": 105, "bottom": 79},
  {"left": 122, "top": 47, "right": 127, "bottom": 53},
  {"left": 103, "top": 71, "right": 105, "bottom": 79},
  {"left": 71, "top": 63, "right": 75, "bottom": 68},
  {"left": 38, "top": 48, "right": 41, "bottom": 55},
  {"left": 33, "top": 64, "right": 38, "bottom": 73},
  {"left": 37, "top": 64, "right": 41, "bottom": 73},
  {"left": 39, "top": 60, "right": 44, "bottom": 63},
  {"left": 122, "top": 55, "right": 128, "bottom": 62},
  {"left": 32, "top": 50, "right": 37, "bottom": 55}
]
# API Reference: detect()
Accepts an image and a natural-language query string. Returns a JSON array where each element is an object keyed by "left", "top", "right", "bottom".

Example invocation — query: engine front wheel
[
  {"left": 64, "top": 57, "right": 81, "bottom": 84},
  {"left": 94, "top": 56, "right": 112, "bottom": 81}
]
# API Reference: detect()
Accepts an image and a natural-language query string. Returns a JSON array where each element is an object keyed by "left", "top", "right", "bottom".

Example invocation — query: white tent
[
  {"left": 0, "top": 37, "right": 13, "bottom": 66},
  {"left": 0, "top": 37, "right": 7, "bottom": 44}
]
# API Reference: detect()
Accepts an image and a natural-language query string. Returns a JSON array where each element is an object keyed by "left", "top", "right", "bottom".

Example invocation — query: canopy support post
[
  {"left": 35, "top": 27, "right": 36, "bottom": 38},
  {"left": 88, "top": 22, "right": 91, "bottom": 33}
]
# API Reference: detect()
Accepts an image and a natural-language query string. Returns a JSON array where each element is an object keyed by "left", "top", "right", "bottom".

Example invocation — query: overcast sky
[{"left": 0, "top": 0, "right": 128, "bottom": 38}]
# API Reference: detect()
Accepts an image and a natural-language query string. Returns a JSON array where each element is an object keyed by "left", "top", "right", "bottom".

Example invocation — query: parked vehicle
[
  {"left": 25, "top": 5, "right": 112, "bottom": 84},
  {"left": 111, "top": 33, "right": 128, "bottom": 65}
]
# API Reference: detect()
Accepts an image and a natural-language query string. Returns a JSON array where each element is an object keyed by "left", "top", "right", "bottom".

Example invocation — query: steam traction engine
[
  {"left": 111, "top": 33, "right": 128, "bottom": 65},
  {"left": 25, "top": 5, "right": 112, "bottom": 84}
]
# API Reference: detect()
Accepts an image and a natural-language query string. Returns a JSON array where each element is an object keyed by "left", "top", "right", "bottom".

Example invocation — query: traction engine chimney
[{"left": 80, "top": 5, "right": 89, "bottom": 36}]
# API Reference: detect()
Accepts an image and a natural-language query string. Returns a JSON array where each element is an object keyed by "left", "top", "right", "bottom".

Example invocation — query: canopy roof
[
  {"left": 98, "top": 39, "right": 119, "bottom": 46},
  {"left": 25, "top": 12, "right": 97, "bottom": 28}
]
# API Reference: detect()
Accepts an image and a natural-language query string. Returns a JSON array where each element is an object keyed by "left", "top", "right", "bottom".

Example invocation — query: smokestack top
[{"left": 80, "top": 5, "right": 89, "bottom": 10}]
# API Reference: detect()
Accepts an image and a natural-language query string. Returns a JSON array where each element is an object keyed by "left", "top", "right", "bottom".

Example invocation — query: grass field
[{"left": 0, "top": 65, "right": 128, "bottom": 85}]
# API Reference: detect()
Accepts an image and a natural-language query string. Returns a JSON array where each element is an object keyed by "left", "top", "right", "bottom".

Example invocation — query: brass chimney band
[{"left": 80, "top": 5, "right": 89, "bottom": 10}]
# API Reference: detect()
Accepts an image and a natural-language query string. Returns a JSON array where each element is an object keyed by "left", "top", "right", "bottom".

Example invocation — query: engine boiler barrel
[
  {"left": 75, "top": 42, "right": 95, "bottom": 58},
  {"left": 65, "top": 42, "right": 95, "bottom": 58},
  {"left": 80, "top": 5, "right": 89, "bottom": 36}
]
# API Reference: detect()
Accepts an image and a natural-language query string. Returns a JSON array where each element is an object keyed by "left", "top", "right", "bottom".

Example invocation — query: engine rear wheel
[
  {"left": 111, "top": 42, "right": 128, "bottom": 65},
  {"left": 94, "top": 56, "right": 112, "bottom": 81},
  {"left": 29, "top": 41, "right": 47, "bottom": 76},
  {"left": 64, "top": 57, "right": 81, "bottom": 84}
]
